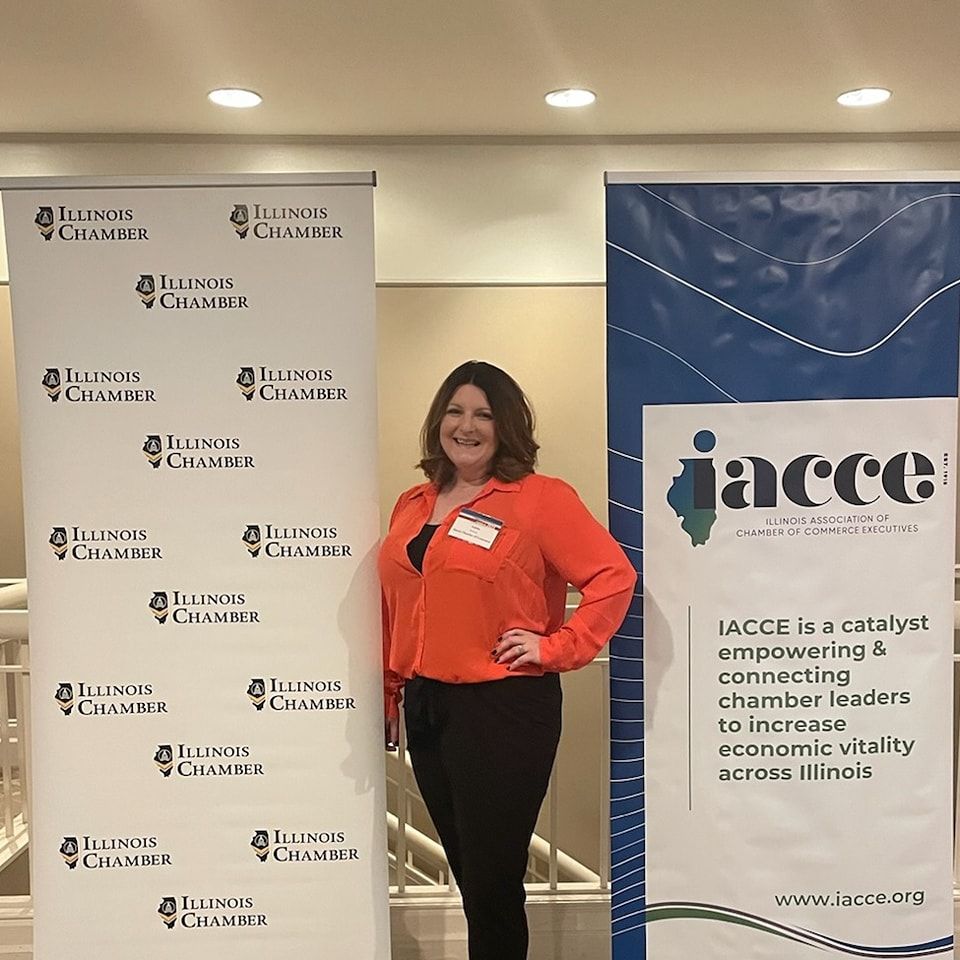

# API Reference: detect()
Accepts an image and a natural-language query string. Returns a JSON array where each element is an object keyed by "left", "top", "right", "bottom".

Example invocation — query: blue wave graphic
[
  {"left": 615, "top": 901, "right": 952, "bottom": 957},
  {"left": 607, "top": 241, "right": 960, "bottom": 359},
  {"left": 634, "top": 184, "right": 960, "bottom": 266}
]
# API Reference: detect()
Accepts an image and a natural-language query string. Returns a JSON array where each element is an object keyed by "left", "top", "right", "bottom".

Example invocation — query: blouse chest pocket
[{"left": 442, "top": 528, "right": 520, "bottom": 583}]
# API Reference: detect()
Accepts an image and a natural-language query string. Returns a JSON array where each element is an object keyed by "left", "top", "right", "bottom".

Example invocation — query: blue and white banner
[{"left": 605, "top": 179, "right": 960, "bottom": 959}]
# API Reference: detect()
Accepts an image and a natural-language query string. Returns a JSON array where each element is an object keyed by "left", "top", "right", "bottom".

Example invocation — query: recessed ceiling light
[
  {"left": 545, "top": 88, "right": 596, "bottom": 108},
  {"left": 208, "top": 88, "right": 262, "bottom": 109},
  {"left": 836, "top": 87, "right": 891, "bottom": 108}
]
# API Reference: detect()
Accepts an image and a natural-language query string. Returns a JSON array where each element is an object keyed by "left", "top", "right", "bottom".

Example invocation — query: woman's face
[{"left": 440, "top": 384, "right": 497, "bottom": 481}]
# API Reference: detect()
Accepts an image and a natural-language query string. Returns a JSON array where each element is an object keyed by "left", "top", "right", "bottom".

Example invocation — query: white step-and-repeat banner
[
  {"left": 606, "top": 178, "right": 959, "bottom": 959},
  {"left": 2, "top": 174, "right": 390, "bottom": 959}
]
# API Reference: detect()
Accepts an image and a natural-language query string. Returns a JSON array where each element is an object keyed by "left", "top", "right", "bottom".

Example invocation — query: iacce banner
[{"left": 605, "top": 178, "right": 960, "bottom": 960}]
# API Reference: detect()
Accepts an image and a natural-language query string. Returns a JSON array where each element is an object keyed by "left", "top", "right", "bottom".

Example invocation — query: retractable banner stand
[
  {"left": 2, "top": 174, "right": 390, "bottom": 959},
  {"left": 605, "top": 178, "right": 960, "bottom": 959}
]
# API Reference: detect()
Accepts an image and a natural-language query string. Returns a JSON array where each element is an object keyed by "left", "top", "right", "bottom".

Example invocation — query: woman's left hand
[{"left": 494, "top": 629, "right": 545, "bottom": 670}]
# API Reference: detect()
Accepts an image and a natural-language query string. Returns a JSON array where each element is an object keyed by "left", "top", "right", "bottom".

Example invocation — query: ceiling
[{"left": 2, "top": 0, "right": 958, "bottom": 138}]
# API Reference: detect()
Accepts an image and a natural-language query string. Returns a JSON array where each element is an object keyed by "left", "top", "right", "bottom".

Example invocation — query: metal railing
[{"left": 0, "top": 579, "right": 30, "bottom": 892}]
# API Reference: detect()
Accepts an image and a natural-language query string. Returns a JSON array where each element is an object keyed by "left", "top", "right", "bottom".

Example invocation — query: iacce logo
[{"left": 667, "top": 429, "right": 940, "bottom": 546}]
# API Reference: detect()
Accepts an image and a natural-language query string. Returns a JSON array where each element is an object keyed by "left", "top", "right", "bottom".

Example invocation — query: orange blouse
[{"left": 378, "top": 473, "right": 637, "bottom": 718}]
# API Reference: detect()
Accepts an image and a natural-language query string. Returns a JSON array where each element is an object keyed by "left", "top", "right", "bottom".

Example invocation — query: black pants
[{"left": 404, "top": 674, "right": 562, "bottom": 960}]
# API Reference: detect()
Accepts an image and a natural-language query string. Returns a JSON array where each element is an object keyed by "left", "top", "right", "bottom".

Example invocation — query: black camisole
[{"left": 406, "top": 523, "right": 439, "bottom": 574}]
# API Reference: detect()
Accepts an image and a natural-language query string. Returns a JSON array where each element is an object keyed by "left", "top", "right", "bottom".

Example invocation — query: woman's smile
[{"left": 440, "top": 384, "right": 497, "bottom": 480}]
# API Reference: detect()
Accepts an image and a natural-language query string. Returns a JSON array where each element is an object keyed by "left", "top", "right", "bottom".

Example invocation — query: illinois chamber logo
[
  {"left": 158, "top": 897, "right": 179, "bottom": 928},
  {"left": 247, "top": 679, "right": 266, "bottom": 710},
  {"left": 142, "top": 434, "right": 255, "bottom": 470},
  {"left": 42, "top": 368, "right": 61, "bottom": 401},
  {"left": 55, "top": 681, "right": 167, "bottom": 717},
  {"left": 251, "top": 830, "right": 270, "bottom": 861},
  {"left": 41, "top": 367, "right": 156, "bottom": 404},
  {"left": 150, "top": 589, "right": 260, "bottom": 625},
  {"left": 667, "top": 429, "right": 943, "bottom": 546},
  {"left": 134, "top": 272, "right": 249, "bottom": 310},
  {"left": 226, "top": 201, "right": 343, "bottom": 240},
  {"left": 236, "top": 367, "right": 256, "bottom": 399},
  {"left": 49, "top": 527, "right": 68, "bottom": 559},
  {"left": 35, "top": 206, "right": 55, "bottom": 240},
  {"left": 136, "top": 275, "right": 156, "bottom": 308},
  {"left": 235, "top": 365, "right": 347, "bottom": 402},
  {"left": 34, "top": 204, "right": 149, "bottom": 242},
  {"left": 247, "top": 677, "right": 355, "bottom": 713},
  {"left": 249, "top": 828, "right": 357, "bottom": 864},
  {"left": 59, "top": 837, "right": 79, "bottom": 868},
  {"left": 230, "top": 204, "right": 249, "bottom": 238},
  {"left": 54, "top": 683, "right": 74, "bottom": 715},
  {"left": 48, "top": 525, "right": 162, "bottom": 561},
  {"left": 150, "top": 592, "right": 169, "bottom": 623},
  {"left": 241, "top": 523, "right": 350, "bottom": 559},
  {"left": 60, "top": 834, "right": 171, "bottom": 870},
  {"left": 154, "top": 743, "right": 264, "bottom": 778},
  {"left": 143, "top": 435, "right": 162, "bottom": 467},
  {"left": 158, "top": 894, "right": 267, "bottom": 930},
  {"left": 243, "top": 525, "right": 261, "bottom": 557}
]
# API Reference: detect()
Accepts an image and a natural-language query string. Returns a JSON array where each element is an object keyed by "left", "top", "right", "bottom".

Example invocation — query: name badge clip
[{"left": 448, "top": 508, "right": 503, "bottom": 550}]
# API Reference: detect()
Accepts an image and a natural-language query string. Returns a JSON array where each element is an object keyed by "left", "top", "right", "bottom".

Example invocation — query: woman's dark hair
[{"left": 418, "top": 361, "right": 539, "bottom": 487}]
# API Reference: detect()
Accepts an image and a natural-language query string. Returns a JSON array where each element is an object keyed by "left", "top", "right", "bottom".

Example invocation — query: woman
[{"left": 379, "top": 360, "right": 636, "bottom": 960}]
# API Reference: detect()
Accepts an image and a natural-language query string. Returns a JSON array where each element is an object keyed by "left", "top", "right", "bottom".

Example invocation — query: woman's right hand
[{"left": 385, "top": 715, "right": 399, "bottom": 751}]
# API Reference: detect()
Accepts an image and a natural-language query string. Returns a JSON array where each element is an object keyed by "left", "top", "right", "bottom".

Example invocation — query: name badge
[{"left": 448, "top": 508, "right": 503, "bottom": 550}]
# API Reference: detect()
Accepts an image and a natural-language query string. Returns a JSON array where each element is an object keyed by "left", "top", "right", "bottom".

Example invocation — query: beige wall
[{"left": 377, "top": 285, "right": 606, "bottom": 524}]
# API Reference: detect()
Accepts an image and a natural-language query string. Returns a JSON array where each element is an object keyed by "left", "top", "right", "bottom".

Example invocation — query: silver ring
[{"left": 516, "top": 646, "right": 524, "bottom": 657}]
